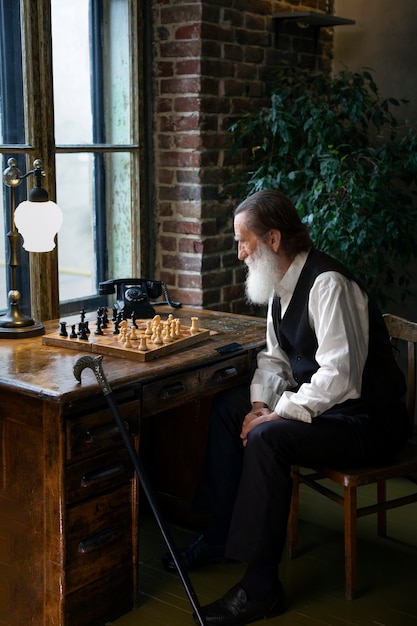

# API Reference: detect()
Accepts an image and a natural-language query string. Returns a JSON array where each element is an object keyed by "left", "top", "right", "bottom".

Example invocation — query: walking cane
[{"left": 73, "top": 354, "right": 206, "bottom": 626}]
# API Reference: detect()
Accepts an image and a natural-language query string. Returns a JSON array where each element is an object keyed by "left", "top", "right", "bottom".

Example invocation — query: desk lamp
[{"left": 0, "top": 158, "right": 63, "bottom": 338}]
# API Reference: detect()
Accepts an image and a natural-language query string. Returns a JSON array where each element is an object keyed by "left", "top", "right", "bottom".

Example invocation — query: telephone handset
[{"left": 98, "top": 278, "right": 181, "bottom": 320}]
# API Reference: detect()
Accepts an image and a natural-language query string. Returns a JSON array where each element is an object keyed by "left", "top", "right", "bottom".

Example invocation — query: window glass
[
  {"left": 51, "top": 1, "right": 92, "bottom": 144},
  {"left": 103, "top": 0, "right": 132, "bottom": 145},
  {"left": 55, "top": 152, "right": 96, "bottom": 301}
]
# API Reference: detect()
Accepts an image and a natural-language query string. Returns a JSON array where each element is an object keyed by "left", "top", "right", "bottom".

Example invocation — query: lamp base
[
  {"left": 0, "top": 319, "right": 45, "bottom": 338},
  {"left": 0, "top": 301, "right": 45, "bottom": 339}
]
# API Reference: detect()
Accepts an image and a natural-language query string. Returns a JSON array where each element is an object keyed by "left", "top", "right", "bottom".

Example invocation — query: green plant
[{"left": 229, "top": 65, "right": 417, "bottom": 306}]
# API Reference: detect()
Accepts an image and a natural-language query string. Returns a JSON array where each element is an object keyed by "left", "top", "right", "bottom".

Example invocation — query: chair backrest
[{"left": 383, "top": 313, "right": 417, "bottom": 439}]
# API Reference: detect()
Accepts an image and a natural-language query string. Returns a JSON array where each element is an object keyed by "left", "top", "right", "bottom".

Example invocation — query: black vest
[{"left": 272, "top": 249, "right": 406, "bottom": 418}]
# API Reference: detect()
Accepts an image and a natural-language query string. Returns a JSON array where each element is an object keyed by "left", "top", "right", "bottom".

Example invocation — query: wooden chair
[{"left": 287, "top": 313, "right": 417, "bottom": 600}]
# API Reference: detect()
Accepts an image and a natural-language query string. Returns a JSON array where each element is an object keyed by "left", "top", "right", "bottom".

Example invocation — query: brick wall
[{"left": 151, "top": 0, "right": 334, "bottom": 314}]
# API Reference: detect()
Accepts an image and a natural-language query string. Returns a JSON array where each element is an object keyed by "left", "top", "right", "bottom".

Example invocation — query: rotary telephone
[{"left": 98, "top": 278, "right": 181, "bottom": 320}]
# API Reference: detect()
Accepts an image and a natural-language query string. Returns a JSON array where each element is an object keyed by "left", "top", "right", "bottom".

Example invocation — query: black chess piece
[
  {"left": 70, "top": 324, "right": 77, "bottom": 339},
  {"left": 95, "top": 319, "right": 104, "bottom": 336},
  {"left": 131, "top": 311, "right": 138, "bottom": 329},
  {"left": 78, "top": 322, "right": 89, "bottom": 341},
  {"left": 59, "top": 321, "right": 68, "bottom": 337}
]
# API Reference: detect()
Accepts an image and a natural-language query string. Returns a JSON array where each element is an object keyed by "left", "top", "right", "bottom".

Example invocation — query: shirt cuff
[
  {"left": 250, "top": 383, "right": 280, "bottom": 410},
  {"left": 275, "top": 391, "right": 313, "bottom": 423}
]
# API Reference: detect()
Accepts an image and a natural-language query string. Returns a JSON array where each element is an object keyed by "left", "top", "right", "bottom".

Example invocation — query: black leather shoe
[
  {"left": 161, "top": 534, "right": 227, "bottom": 571},
  {"left": 194, "top": 582, "right": 285, "bottom": 625}
]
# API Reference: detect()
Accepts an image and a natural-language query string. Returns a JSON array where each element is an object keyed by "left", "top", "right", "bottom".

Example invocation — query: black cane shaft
[{"left": 105, "top": 393, "right": 206, "bottom": 626}]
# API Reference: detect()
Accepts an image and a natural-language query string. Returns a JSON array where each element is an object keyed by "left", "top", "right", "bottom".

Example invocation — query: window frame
[{"left": 0, "top": 0, "right": 149, "bottom": 321}]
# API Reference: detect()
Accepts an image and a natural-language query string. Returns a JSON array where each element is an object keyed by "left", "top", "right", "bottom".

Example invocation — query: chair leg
[
  {"left": 287, "top": 465, "right": 300, "bottom": 559},
  {"left": 344, "top": 486, "right": 357, "bottom": 600},
  {"left": 377, "top": 479, "right": 387, "bottom": 537}
]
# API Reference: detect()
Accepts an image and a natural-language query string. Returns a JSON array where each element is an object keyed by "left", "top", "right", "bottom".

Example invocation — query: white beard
[{"left": 244, "top": 243, "right": 283, "bottom": 305}]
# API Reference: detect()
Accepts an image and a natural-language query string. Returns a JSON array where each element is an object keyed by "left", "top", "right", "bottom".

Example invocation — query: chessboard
[{"left": 42, "top": 312, "right": 213, "bottom": 362}]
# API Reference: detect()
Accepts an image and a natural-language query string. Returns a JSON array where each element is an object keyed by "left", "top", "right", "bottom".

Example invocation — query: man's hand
[{"left": 240, "top": 403, "right": 283, "bottom": 446}]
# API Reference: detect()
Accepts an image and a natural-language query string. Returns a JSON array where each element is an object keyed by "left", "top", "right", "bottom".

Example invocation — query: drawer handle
[
  {"left": 214, "top": 366, "right": 238, "bottom": 381},
  {"left": 81, "top": 462, "right": 125, "bottom": 488},
  {"left": 85, "top": 423, "right": 123, "bottom": 443},
  {"left": 160, "top": 382, "right": 186, "bottom": 398},
  {"left": 78, "top": 526, "right": 120, "bottom": 553}
]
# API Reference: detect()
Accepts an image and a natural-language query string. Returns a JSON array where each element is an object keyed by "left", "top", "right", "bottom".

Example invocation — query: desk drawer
[
  {"left": 66, "top": 485, "right": 133, "bottom": 593},
  {"left": 65, "top": 564, "right": 133, "bottom": 626},
  {"left": 66, "top": 400, "right": 139, "bottom": 461},
  {"left": 66, "top": 447, "right": 134, "bottom": 504},
  {"left": 141, "top": 354, "right": 250, "bottom": 417}
]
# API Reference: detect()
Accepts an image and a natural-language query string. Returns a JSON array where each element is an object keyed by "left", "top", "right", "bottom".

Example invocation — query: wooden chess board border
[{"left": 42, "top": 324, "right": 214, "bottom": 362}]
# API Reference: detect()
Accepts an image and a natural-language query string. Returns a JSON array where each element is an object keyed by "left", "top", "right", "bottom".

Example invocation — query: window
[{"left": 0, "top": 0, "right": 146, "bottom": 318}]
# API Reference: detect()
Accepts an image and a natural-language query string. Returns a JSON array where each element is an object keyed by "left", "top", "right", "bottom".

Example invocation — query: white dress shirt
[{"left": 250, "top": 250, "right": 369, "bottom": 423}]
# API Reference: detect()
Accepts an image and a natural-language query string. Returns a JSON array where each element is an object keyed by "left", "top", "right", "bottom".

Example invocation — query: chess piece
[
  {"left": 78, "top": 323, "right": 89, "bottom": 341},
  {"left": 153, "top": 325, "right": 163, "bottom": 345},
  {"left": 124, "top": 331, "right": 132, "bottom": 348},
  {"left": 130, "top": 311, "right": 138, "bottom": 329},
  {"left": 190, "top": 317, "right": 199, "bottom": 334},
  {"left": 70, "top": 324, "right": 77, "bottom": 339},
  {"left": 59, "top": 321, "right": 68, "bottom": 337},
  {"left": 139, "top": 336, "right": 148, "bottom": 351}
]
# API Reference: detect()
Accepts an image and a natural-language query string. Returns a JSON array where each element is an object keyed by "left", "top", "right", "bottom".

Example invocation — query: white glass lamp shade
[{"left": 14, "top": 200, "right": 64, "bottom": 252}]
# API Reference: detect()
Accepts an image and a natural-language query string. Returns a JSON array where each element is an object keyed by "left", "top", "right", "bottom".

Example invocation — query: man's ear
[{"left": 269, "top": 229, "right": 281, "bottom": 252}]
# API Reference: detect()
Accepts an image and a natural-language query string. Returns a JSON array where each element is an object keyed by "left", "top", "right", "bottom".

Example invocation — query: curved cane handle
[{"left": 73, "top": 355, "right": 112, "bottom": 396}]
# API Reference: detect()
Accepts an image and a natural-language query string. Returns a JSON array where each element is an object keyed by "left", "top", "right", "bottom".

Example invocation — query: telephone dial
[{"left": 98, "top": 278, "right": 181, "bottom": 320}]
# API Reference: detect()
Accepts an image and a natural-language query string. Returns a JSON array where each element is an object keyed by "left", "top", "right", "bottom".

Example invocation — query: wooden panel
[
  {"left": 0, "top": 412, "right": 46, "bottom": 625},
  {"left": 66, "top": 485, "right": 133, "bottom": 593},
  {"left": 141, "top": 354, "right": 250, "bottom": 417},
  {"left": 66, "top": 447, "right": 134, "bottom": 504},
  {"left": 65, "top": 565, "right": 133, "bottom": 626},
  {"left": 66, "top": 400, "right": 140, "bottom": 460}
]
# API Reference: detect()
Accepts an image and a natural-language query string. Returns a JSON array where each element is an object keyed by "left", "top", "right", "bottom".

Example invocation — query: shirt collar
[{"left": 276, "top": 249, "right": 310, "bottom": 301}]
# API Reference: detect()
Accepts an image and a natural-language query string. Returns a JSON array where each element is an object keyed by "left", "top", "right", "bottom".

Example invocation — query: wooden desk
[{"left": 0, "top": 307, "right": 265, "bottom": 626}]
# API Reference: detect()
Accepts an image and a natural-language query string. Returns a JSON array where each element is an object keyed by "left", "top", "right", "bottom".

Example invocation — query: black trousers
[{"left": 194, "top": 386, "right": 409, "bottom": 567}]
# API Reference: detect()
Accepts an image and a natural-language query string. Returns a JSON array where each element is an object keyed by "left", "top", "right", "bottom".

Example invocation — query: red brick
[
  {"left": 162, "top": 254, "right": 202, "bottom": 272},
  {"left": 161, "top": 5, "right": 201, "bottom": 24},
  {"left": 175, "top": 134, "right": 201, "bottom": 149},
  {"left": 175, "top": 23, "right": 201, "bottom": 40},
  {"left": 176, "top": 59, "right": 201, "bottom": 75},
  {"left": 179, "top": 238, "right": 204, "bottom": 253},
  {"left": 159, "top": 235, "right": 178, "bottom": 251},
  {"left": 160, "top": 77, "right": 200, "bottom": 94},
  {"left": 162, "top": 220, "right": 203, "bottom": 235},
  {"left": 178, "top": 273, "right": 203, "bottom": 289},
  {"left": 174, "top": 97, "right": 200, "bottom": 112}
]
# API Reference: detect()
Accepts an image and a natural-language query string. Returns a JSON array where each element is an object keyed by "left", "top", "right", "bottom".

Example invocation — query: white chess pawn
[
  {"left": 124, "top": 331, "right": 132, "bottom": 348},
  {"left": 138, "top": 336, "right": 148, "bottom": 351},
  {"left": 153, "top": 325, "right": 163, "bottom": 345}
]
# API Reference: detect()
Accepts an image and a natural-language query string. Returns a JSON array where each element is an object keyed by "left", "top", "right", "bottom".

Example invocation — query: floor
[{"left": 113, "top": 478, "right": 417, "bottom": 626}]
